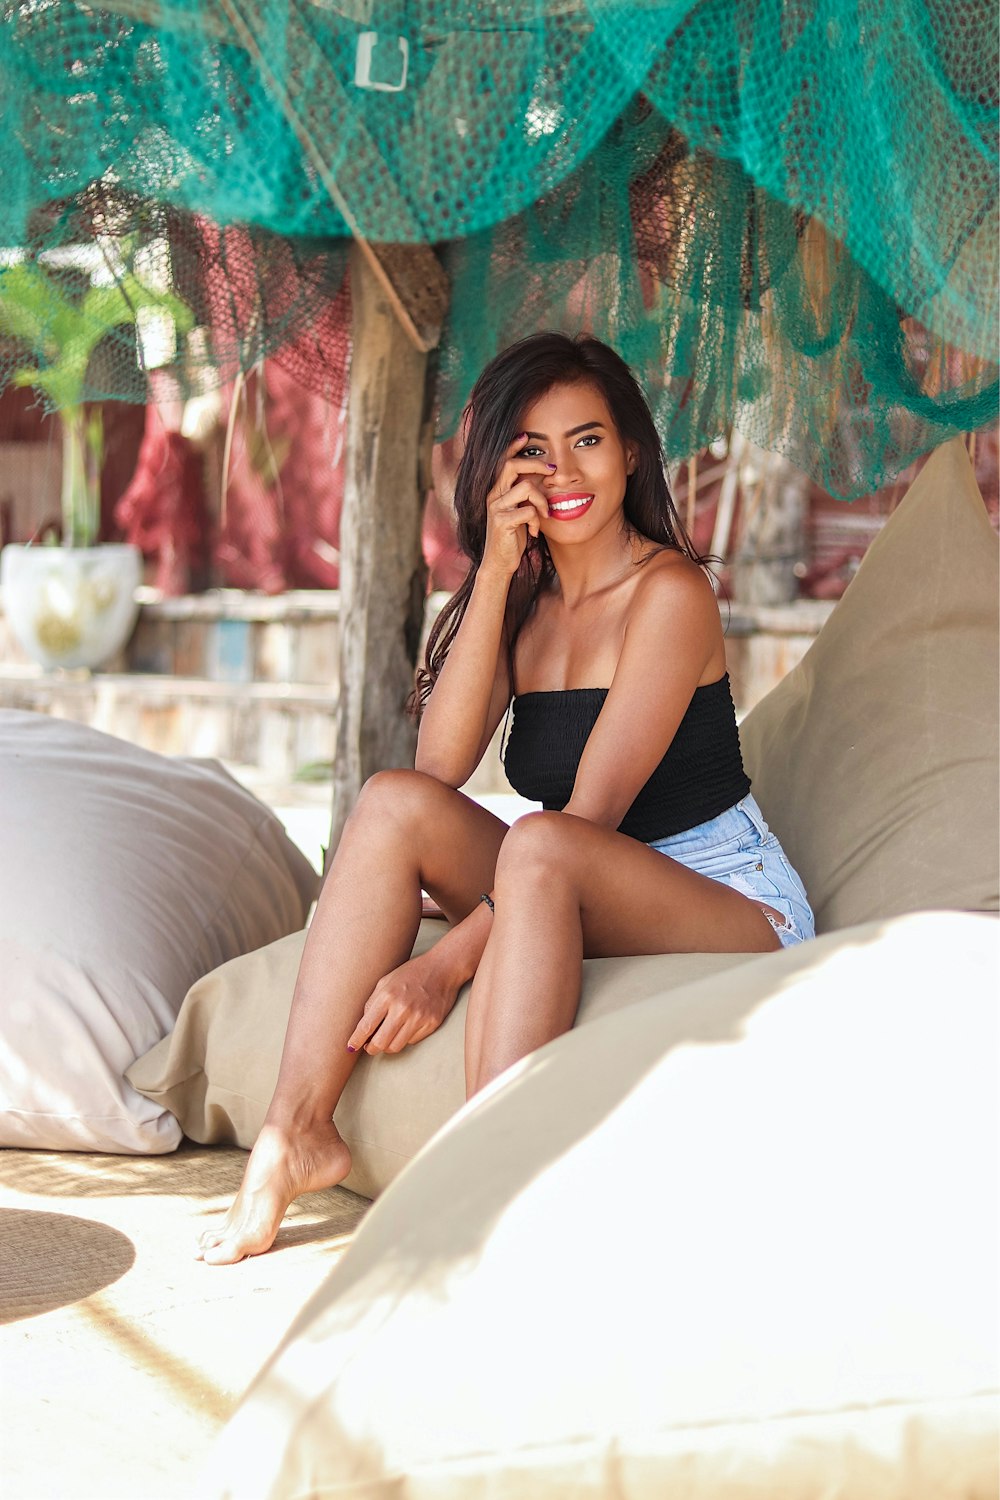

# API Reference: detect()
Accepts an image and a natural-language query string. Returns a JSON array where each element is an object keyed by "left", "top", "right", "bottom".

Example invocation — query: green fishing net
[{"left": 0, "top": 0, "right": 996, "bottom": 497}]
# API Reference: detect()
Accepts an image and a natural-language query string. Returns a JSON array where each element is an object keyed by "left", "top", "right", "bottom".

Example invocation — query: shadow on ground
[{"left": 0, "top": 1208, "right": 135, "bottom": 1323}]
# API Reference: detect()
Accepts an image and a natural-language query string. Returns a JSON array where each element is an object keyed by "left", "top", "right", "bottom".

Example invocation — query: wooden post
[
  {"left": 327, "top": 245, "right": 434, "bottom": 862},
  {"left": 731, "top": 441, "right": 809, "bottom": 606}
]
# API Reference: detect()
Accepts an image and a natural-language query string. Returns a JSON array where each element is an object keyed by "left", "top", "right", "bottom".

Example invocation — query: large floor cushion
[
  {"left": 0, "top": 712, "right": 318, "bottom": 1154},
  {"left": 741, "top": 436, "right": 999, "bottom": 933},
  {"left": 203, "top": 910, "right": 999, "bottom": 1500},
  {"left": 128, "top": 928, "right": 754, "bottom": 1199}
]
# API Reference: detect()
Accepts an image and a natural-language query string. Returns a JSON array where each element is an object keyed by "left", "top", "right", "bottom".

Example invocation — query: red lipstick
[{"left": 547, "top": 493, "right": 594, "bottom": 520}]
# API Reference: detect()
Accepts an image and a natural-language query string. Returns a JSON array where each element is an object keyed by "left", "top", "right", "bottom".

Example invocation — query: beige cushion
[
  {"left": 740, "top": 436, "right": 999, "bottom": 933},
  {"left": 0, "top": 711, "right": 318, "bottom": 1154},
  {"left": 127, "top": 927, "right": 752, "bottom": 1199},
  {"left": 203, "top": 910, "right": 1000, "bottom": 1500}
]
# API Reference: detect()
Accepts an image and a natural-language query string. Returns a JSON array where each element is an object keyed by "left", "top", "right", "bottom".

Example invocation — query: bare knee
[
  {"left": 349, "top": 768, "right": 444, "bottom": 833},
  {"left": 496, "top": 811, "right": 574, "bottom": 886}
]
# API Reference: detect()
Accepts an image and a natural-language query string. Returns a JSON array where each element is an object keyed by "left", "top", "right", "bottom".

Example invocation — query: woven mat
[{"left": 0, "top": 1142, "right": 370, "bottom": 1499}]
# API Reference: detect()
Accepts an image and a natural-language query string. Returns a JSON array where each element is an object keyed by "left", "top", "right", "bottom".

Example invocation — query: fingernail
[
  {"left": 547, "top": 463, "right": 557, "bottom": 470},
  {"left": 346, "top": 1045, "right": 356, "bottom": 1053}
]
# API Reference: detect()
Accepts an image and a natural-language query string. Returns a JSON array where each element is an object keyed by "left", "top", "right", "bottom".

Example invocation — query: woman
[{"left": 198, "top": 332, "right": 814, "bottom": 1265}]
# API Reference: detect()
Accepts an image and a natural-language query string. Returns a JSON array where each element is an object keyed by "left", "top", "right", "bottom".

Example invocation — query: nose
[{"left": 544, "top": 446, "right": 580, "bottom": 486}]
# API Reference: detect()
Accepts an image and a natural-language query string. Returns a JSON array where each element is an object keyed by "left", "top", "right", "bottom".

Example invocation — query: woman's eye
[
  {"left": 519, "top": 445, "right": 544, "bottom": 458},
  {"left": 575, "top": 434, "right": 600, "bottom": 448}
]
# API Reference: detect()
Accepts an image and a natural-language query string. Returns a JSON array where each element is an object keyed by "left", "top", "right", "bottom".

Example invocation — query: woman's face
[{"left": 514, "top": 381, "right": 636, "bottom": 544}]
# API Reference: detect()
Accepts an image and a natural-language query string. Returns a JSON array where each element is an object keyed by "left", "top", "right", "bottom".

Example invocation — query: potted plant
[{"left": 0, "top": 255, "right": 192, "bottom": 669}]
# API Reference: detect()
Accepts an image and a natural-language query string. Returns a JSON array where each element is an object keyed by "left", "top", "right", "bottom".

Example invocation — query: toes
[
  {"left": 202, "top": 1237, "right": 249, "bottom": 1266},
  {"left": 196, "top": 1222, "right": 233, "bottom": 1259},
  {"left": 197, "top": 1213, "right": 274, "bottom": 1265}
]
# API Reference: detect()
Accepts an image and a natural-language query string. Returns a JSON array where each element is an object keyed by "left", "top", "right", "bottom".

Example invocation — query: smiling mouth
[{"left": 547, "top": 493, "right": 594, "bottom": 519}]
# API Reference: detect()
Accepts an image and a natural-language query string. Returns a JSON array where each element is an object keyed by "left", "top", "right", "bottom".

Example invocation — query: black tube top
[{"left": 503, "top": 673, "right": 751, "bottom": 841}]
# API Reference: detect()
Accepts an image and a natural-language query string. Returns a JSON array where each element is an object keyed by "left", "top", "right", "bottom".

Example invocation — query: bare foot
[{"left": 196, "top": 1119, "right": 352, "bottom": 1265}]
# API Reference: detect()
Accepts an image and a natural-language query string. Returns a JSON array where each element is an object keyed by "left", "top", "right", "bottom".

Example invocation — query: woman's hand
[
  {"left": 481, "top": 434, "right": 554, "bottom": 578},
  {"left": 346, "top": 947, "right": 463, "bottom": 1056}
]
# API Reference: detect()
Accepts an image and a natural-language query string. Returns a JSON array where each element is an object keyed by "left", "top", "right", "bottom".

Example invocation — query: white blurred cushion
[
  {"left": 741, "top": 436, "right": 999, "bottom": 932},
  {"left": 0, "top": 711, "right": 318, "bottom": 1153},
  {"left": 204, "top": 910, "right": 999, "bottom": 1500}
]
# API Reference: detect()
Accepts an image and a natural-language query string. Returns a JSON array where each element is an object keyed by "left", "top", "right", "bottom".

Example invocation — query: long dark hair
[{"left": 412, "top": 332, "right": 705, "bottom": 712}]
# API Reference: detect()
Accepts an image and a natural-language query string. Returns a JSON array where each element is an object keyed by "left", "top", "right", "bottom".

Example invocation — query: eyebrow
[{"left": 522, "top": 421, "right": 607, "bottom": 439}]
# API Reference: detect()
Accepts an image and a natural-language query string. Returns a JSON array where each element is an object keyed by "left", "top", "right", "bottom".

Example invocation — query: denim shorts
[{"left": 648, "top": 795, "right": 815, "bottom": 948}]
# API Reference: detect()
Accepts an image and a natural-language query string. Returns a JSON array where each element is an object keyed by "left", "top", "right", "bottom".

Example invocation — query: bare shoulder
[
  {"left": 629, "top": 548, "right": 719, "bottom": 622},
  {"left": 624, "top": 549, "right": 724, "bottom": 682}
]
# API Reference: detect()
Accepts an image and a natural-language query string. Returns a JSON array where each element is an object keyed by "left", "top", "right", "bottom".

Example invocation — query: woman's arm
[
  {"left": 416, "top": 435, "right": 552, "bottom": 786},
  {"left": 346, "top": 897, "right": 495, "bottom": 1054},
  {"left": 562, "top": 560, "right": 724, "bottom": 830},
  {"left": 415, "top": 565, "right": 514, "bottom": 786}
]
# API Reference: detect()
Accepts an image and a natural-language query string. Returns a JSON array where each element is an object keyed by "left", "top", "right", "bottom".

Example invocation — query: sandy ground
[{"left": 0, "top": 1145, "right": 371, "bottom": 1500}]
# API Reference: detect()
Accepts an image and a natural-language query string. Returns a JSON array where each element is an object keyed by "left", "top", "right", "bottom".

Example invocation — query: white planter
[{"left": 0, "top": 544, "right": 142, "bottom": 671}]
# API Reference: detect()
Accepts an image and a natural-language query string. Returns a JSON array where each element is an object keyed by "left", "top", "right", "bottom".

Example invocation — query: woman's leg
[
  {"left": 198, "top": 770, "right": 508, "bottom": 1264},
  {"left": 464, "top": 811, "right": 780, "bottom": 1095}
]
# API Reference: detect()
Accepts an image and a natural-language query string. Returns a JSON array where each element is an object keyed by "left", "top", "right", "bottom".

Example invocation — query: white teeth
[{"left": 550, "top": 497, "right": 593, "bottom": 512}]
